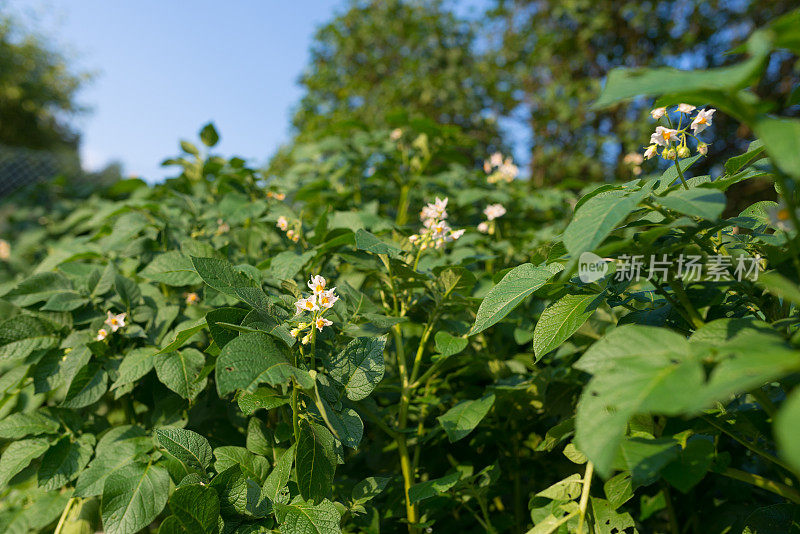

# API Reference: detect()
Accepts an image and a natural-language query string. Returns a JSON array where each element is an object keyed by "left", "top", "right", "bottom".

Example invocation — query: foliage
[
  {"left": 0, "top": 9, "right": 800, "bottom": 534},
  {"left": 0, "top": 12, "right": 88, "bottom": 151}
]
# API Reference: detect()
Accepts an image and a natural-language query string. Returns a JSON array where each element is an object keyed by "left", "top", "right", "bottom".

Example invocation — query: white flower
[
  {"left": 307, "top": 275, "right": 327, "bottom": 294},
  {"left": 650, "top": 107, "right": 667, "bottom": 120},
  {"left": 314, "top": 317, "right": 333, "bottom": 332},
  {"left": 498, "top": 159, "right": 519, "bottom": 182},
  {"left": 489, "top": 152, "right": 504, "bottom": 167},
  {"left": 295, "top": 295, "right": 319, "bottom": 314},
  {"left": 390, "top": 128, "right": 403, "bottom": 141},
  {"left": 95, "top": 328, "right": 108, "bottom": 341},
  {"left": 104, "top": 311, "right": 126, "bottom": 332},
  {"left": 421, "top": 197, "right": 448, "bottom": 221},
  {"left": 290, "top": 327, "right": 302, "bottom": 338},
  {"left": 185, "top": 292, "right": 199, "bottom": 305},
  {"left": 317, "top": 288, "right": 339, "bottom": 309},
  {"left": 276, "top": 216, "right": 289, "bottom": 231},
  {"left": 477, "top": 222, "right": 490, "bottom": 233},
  {"left": 650, "top": 126, "right": 679, "bottom": 146},
  {"left": 691, "top": 108, "right": 716, "bottom": 134},
  {"left": 483, "top": 204, "right": 506, "bottom": 221},
  {"left": 448, "top": 229, "right": 465, "bottom": 241},
  {"left": 677, "top": 103, "right": 696, "bottom": 114},
  {"left": 644, "top": 145, "right": 658, "bottom": 160},
  {"left": 286, "top": 229, "right": 299, "bottom": 242},
  {"left": 767, "top": 202, "right": 797, "bottom": 232}
]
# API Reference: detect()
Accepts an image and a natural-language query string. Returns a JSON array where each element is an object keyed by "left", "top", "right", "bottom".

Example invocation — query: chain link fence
[{"left": 0, "top": 143, "right": 81, "bottom": 198}]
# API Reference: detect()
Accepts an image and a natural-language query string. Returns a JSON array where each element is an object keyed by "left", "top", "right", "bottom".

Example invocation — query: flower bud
[
  {"left": 663, "top": 148, "right": 677, "bottom": 160},
  {"left": 697, "top": 142, "right": 708, "bottom": 156},
  {"left": 677, "top": 145, "right": 691, "bottom": 159}
]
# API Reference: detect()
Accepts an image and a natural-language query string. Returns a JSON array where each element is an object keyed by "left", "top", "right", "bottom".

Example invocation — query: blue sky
[{"left": 7, "top": 1, "right": 347, "bottom": 182}]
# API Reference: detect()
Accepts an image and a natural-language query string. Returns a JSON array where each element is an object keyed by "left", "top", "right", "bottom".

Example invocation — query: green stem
[
  {"left": 577, "top": 461, "right": 594, "bottom": 534},
  {"left": 663, "top": 484, "right": 680, "bottom": 534},
  {"left": 54, "top": 497, "right": 77, "bottom": 534},
  {"left": 721, "top": 467, "right": 800, "bottom": 504},
  {"left": 291, "top": 351, "right": 301, "bottom": 445},
  {"left": 669, "top": 277, "right": 704, "bottom": 329},
  {"left": 396, "top": 184, "right": 411, "bottom": 226},
  {"left": 702, "top": 415, "right": 796, "bottom": 475},
  {"left": 674, "top": 158, "right": 689, "bottom": 190}
]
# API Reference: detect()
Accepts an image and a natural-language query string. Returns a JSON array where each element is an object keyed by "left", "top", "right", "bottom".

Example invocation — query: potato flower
[
  {"left": 484, "top": 204, "right": 506, "bottom": 221},
  {"left": 95, "top": 329, "right": 108, "bottom": 341},
  {"left": 691, "top": 108, "right": 716, "bottom": 134},
  {"left": 292, "top": 275, "right": 339, "bottom": 342},
  {"left": 104, "top": 311, "right": 126, "bottom": 332}
]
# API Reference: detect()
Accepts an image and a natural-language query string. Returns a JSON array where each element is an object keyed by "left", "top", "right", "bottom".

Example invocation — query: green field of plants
[{"left": 1, "top": 4, "right": 800, "bottom": 534}]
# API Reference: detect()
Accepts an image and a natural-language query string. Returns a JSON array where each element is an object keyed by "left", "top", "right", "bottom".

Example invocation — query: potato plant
[{"left": 1, "top": 10, "right": 800, "bottom": 534}]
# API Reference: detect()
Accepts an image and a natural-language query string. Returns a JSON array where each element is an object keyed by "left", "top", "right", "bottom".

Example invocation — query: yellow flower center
[
  {"left": 111, "top": 318, "right": 118, "bottom": 325},
  {"left": 778, "top": 209, "right": 791, "bottom": 221},
  {"left": 698, "top": 117, "right": 707, "bottom": 124},
  {"left": 663, "top": 131, "right": 672, "bottom": 141}
]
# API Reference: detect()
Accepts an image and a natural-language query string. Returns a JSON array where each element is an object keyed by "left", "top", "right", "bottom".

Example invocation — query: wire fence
[{"left": 0, "top": 144, "right": 81, "bottom": 198}]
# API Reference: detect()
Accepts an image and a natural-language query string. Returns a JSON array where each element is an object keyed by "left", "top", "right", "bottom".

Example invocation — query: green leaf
[
  {"left": 563, "top": 189, "right": 648, "bottom": 257},
  {"left": 752, "top": 116, "right": 800, "bottom": 180},
  {"left": 214, "top": 446, "right": 270, "bottom": 484},
  {"left": 0, "top": 437, "right": 50, "bottom": 488},
  {"left": 615, "top": 437, "right": 679, "bottom": 487},
  {"left": 535, "top": 473, "right": 582, "bottom": 501},
  {"left": 351, "top": 476, "right": 391, "bottom": 504},
  {"left": 74, "top": 439, "right": 153, "bottom": 497},
  {"left": 470, "top": 263, "right": 559, "bottom": 335},
  {"left": 181, "top": 140, "right": 199, "bottom": 155},
  {"left": 661, "top": 438, "right": 715, "bottom": 493},
  {"left": 157, "top": 318, "right": 207, "bottom": 355},
  {"left": 0, "top": 411, "right": 59, "bottom": 439},
  {"left": 656, "top": 187, "right": 726, "bottom": 220},
  {"left": 533, "top": 294, "right": 600, "bottom": 360},
  {"left": 328, "top": 336, "right": 386, "bottom": 401},
  {"left": 154, "top": 348, "right": 207, "bottom": 400},
  {"left": 269, "top": 251, "right": 316, "bottom": 281},
  {"left": 40, "top": 291, "right": 88, "bottom": 311},
  {"left": 216, "top": 332, "right": 312, "bottom": 396},
  {"left": 408, "top": 471, "right": 460, "bottom": 504},
  {"left": 274, "top": 497, "right": 342, "bottom": 534},
  {"left": 199, "top": 122, "right": 220, "bottom": 147},
  {"left": 776, "top": 387, "right": 800, "bottom": 474},
  {"left": 296, "top": 421, "right": 337, "bottom": 503},
  {"left": 741, "top": 504, "right": 800, "bottom": 534},
  {"left": 38, "top": 434, "right": 94, "bottom": 490},
  {"left": 237, "top": 388, "right": 290, "bottom": 416},
  {"left": 141, "top": 252, "right": 202, "bottom": 286},
  {"left": 437, "top": 393, "right": 495, "bottom": 443},
  {"left": 593, "top": 46, "right": 767, "bottom": 109},
  {"left": 155, "top": 427, "right": 213, "bottom": 469},
  {"left": 101, "top": 462, "right": 170, "bottom": 534},
  {"left": 206, "top": 307, "right": 249, "bottom": 349},
  {"left": 111, "top": 347, "right": 158, "bottom": 390},
  {"left": 115, "top": 274, "right": 142, "bottom": 309},
  {"left": 169, "top": 484, "right": 220, "bottom": 534},
  {"left": 758, "top": 271, "right": 800, "bottom": 305},
  {"left": 0, "top": 315, "right": 58, "bottom": 361},
  {"left": 434, "top": 331, "right": 468, "bottom": 357},
  {"left": 263, "top": 444, "right": 295, "bottom": 503},
  {"left": 354, "top": 229, "right": 402, "bottom": 258},
  {"left": 61, "top": 363, "right": 108, "bottom": 408},
  {"left": 191, "top": 257, "right": 257, "bottom": 298},
  {"left": 574, "top": 326, "right": 703, "bottom": 476}
]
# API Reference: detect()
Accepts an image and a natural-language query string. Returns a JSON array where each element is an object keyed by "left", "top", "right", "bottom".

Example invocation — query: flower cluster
[
  {"left": 478, "top": 203, "right": 506, "bottom": 234},
  {"left": 276, "top": 216, "right": 300, "bottom": 242},
  {"left": 291, "top": 275, "right": 339, "bottom": 344},
  {"left": 409, "top": 197, "right": 465, "bottom": 250},
  {"left": 266, "top": 191, "right": 286, "bottom": 201},
  {"left": 644, "top": 104, "right": 715, "bottom": 161},
  {"left": 483, "top": 152, "right": 519, "bottom": 184},
  {"left": 96, "top": 311, "right": 126, "bottom": 341}
]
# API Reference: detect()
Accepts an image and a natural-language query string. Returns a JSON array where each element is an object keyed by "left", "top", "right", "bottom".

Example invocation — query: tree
[
  {"left": 484, "top": 0, "right": 798, "bottom": 186},
  {"left": 291, "top": 0, "right": 504, "bottom": 154},
  {"left": 0, "top": 12, "right": 88, "bottom": 151}
]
